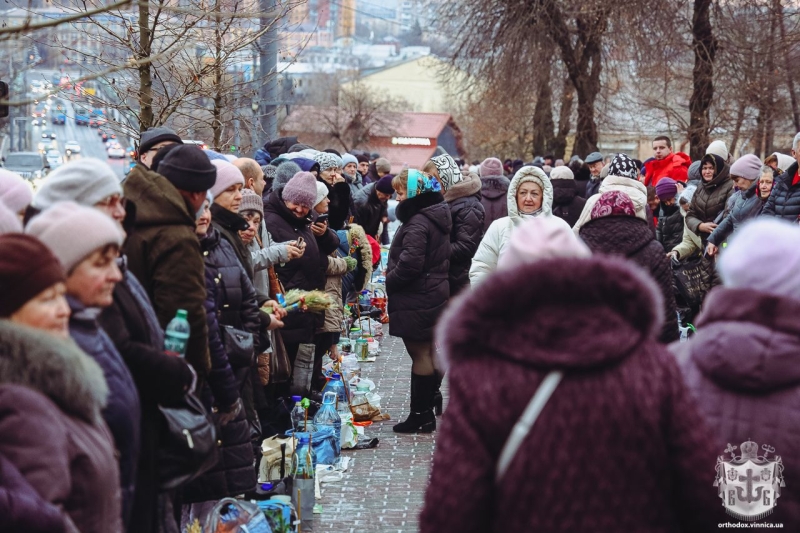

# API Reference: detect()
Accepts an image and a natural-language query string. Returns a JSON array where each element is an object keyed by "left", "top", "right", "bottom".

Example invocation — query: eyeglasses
[{"left": 96, "top": 194, "right": 128, "bottom": 209}]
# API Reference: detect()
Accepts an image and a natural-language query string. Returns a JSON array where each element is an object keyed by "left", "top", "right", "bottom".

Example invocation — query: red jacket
[{"left": 644, "top": 152, "right": 691, "bottom": 186}]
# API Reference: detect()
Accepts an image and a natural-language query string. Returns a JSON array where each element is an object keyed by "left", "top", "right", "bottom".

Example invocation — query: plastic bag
[
  {"left": 202, "top": 498, "right": 270, "bottom": 533},
  {"left": 340, "top": 413, "right": 358, "bottom": 449},
  {"left": 286, "top": 426, "right": 338, "bottom": 466}
]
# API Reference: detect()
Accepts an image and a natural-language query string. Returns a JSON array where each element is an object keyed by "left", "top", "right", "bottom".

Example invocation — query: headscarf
[
  {"left": 431, "top": 154, "right": 463, "bottom": 191},
  {"left": 608, "top": 154, "right": 640, "bottom": 180},
  {"left": 407, "top": 170, "right": 441, "bottom": 199},
  {"left": 590, "top": 191, "right": 637, "bottom": 219}
]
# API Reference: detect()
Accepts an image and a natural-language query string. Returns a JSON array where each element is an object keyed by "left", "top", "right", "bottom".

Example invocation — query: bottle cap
[
  {"left": 261, "top": 482, "right": 273, "bottom": 491},
  {"left": 331, "top": 373, "right": 341, "bottom": 379},
  {"left": 298, "top": 434, "right": 310, "bottom": 443},
  {"left": 176, "top": 309, "right": 188, "bottom": 319},
  {"left": 292, "top": 395, "right": 302, "bottom": 402}
]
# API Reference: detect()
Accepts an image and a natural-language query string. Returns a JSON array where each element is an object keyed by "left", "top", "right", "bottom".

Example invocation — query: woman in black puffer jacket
[
  {"left": 549, "top": 166, "right": 587, "bottom": 227},
  {"left": 387, "top": 169, "right": 452, "bottom": 434},
  {"left": 442, "top": 171, "right": 485, "bottom": 296}
]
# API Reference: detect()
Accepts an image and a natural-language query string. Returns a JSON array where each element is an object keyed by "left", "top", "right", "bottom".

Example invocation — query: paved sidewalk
[{"left": 314, "top": 334, "right": 444, "bottom": 533}]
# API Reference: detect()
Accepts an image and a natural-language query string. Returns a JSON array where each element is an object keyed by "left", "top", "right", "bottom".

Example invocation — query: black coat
[
  {"left": 387, "top": 193, "right": 452, "bottom": 341},
  {"left": 479, "top": 175, "right": 509, "bottom": 233},
  {"left": 763, "top": 162, "right": 800, "bottom": 221},
  {"left": 686, "top": 155, "right": 732, "bottom": 241},
  {"left": 211, "top": 203, "right": 254, "bottom": 282},
  {"left": 320, "top": 179, "right": 352, "bottom": 231},
  {"left": 263, "top": 190, "right": 339, "bottom": 344},
  {"left": 551, "top": 179, "right": 587, "bottom": 227},
  {"left": 579, "top": 216, "right": 679, "bottom": 344},
  {"left": 98, "top": 267, "right": 194, "bottom": 533},
  {"left": 656, "top": 203, "right": 684, "bottom": 251},
  {"left": 585, "top": 177, "right": 603, "bottom": 198},
  {"left": 353, "top": 182, "right": 388, "bottom": 239},
  {"left": 444, "top": 174, "right": 485, "bottom": 296}
]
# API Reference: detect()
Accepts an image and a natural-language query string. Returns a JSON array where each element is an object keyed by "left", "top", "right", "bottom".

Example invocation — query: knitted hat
[
  {"left": 549, "top": 166, "right": 574, "bottom": 180},
  {"left": 479, "top": 157, "right": 503, "bottom": 178},
  {"left": 262, "top": 164, "right": 277, "bottom": 182},
  {"left": 499, "top": 216, "right": 591, "bottom": 272},
  {"left": 315, "top": 181, "right": 329, "bottom": 207},
  {"left": 719, "top": 218, "right": 800, "bottom": 301},
  {"left": 655, "top": 178, "right": 678, "bottom": 200},
  {"left": 282, "top": 172, "right": 318, "bottom": 209},
  {"left": 33, "top": 159, "right": 121, "bottom": 210},
  {"left": 158, "top": 145, "right": 217, "bottom": 192},
  {"left": 356, "top": 153, "right": 370, "bottom": 164},
  {"left": 688, "top": 160, "right": 702, "bottom": 182},
  {"left": 591, "top": 191, "right": 636, "bottom": 219},
  {"left": 239, "top": 188, "right": 263, "bottom": 217},
  {"left": 706, "top": 140, "right": 729, "bottom": 162},
  {"left": 0, "top": 201, "right": 23, "bottom": 234},
  {"left": 431, "top": 154, "right": 463, "bottom": 191},
  {"left": 608, "top": 154, "right": 639, "bottom": 180},
  {"left": 585, "top": 152, "right": 604, "bottom": 164},
  {"left": 314, "top": 152, "right": 343, "bottom": 172},
  {"left": 209, "top": 159, "right": 245, "bottom": 198},
  {"left": 376, "top": 174, "right": 395, "bottom": 195},
  {"left": 274, "top": 161, "right": 302, "bottom": 192},
  {"left": 342, "top": 153, "right": 358, "bottom": 167},
  {"left": 0, "top": 234, "right": 66, "bottom": 317},
  {"left": 139, "top": 126, "right": 183, "bottom": 154},
  {"left": 0, "top": 169, "right": 33, "bottom": 213},
  {"left": 729, "top": 154, "right": 763, "bottom": 181},
  {"left": 26, "top": 202, "right": 124, "bottom": 272}
]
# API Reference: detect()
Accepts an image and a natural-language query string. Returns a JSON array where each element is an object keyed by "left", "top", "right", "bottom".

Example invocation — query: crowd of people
[{"left": 0, "top": 126, "right": 799, "bottom": 532}]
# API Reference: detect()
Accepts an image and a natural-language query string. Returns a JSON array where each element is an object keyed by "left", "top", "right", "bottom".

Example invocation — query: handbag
[
  {"left": 157, "top": 391, "right": 218, "bottom": 490},
  {"left": 672, "top": 254, "right": 710, "bottom": 309},
  {"left": 495, "top": 371, "right": 562, "bottom": 483},
  {"left": 219, "top": 324, "right": 255, "bottom": 368},
  {"left": 269, "top": 329, "right": 292, "bottom": 384},
  {"left": 290, "top": 342, "right": 315, "bottom": 396}
]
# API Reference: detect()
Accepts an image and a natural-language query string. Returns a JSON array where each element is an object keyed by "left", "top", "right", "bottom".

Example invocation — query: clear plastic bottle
[
  {"left": 312, "top": 391, "right": 341, "bottom": 455},
  {"left": 292, "top": 434, "right": 317, "bottom": 477},
  {"left": 164, "top": 309, "right": 190, "bottom": 357},
  {"left": 321, "top": 373, "right": 349, "bottom": 415},
  {"left": 290, "top": 395, "right": 306, "bottom": 432}
]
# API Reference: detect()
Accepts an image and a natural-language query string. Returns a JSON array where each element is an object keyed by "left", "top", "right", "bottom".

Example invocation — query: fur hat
[
  {"left": 33, "top": 159, "right": 121, "bottom": 210},
  {"left": 209, "top": 159, "right": 245, "bottom": 198},
  {"left": 274, "top": 161, "right": 302, "bottom": 192},
  {"left": 315, "top": 181, "right": 329, "bottom": 207},
  {"left": 479, "top": 157, "right": 503, "bottom": 178},
  {"left": 158, "top": 145, "right": 217, "bottom": 192},
  {"left": 0, "top": 234, "right": 65, "bottom": 317},
  {"left": 499, "top": 216, "right": 591, "bottom": 271},
  {"left": 26, "top": 201, "right": 124, "bottom": 272},
  {"left": 591, "top": 191, "right": 636, "bottom": 219},
  {"left": 0, "top": 169, "right": 33, "bottom": 214},
  {"left": 729, "top": 154, "right": 763, "bottom": 181},
  {"left": 239, "top": 188, "right": 263, "bottom": 217},
  {"left": 655, "top": 178, "right": 678, "bottom": 200},
  {"left": 139, "top": 126, "right": 183, "bottom": 154},
  {"left": 282, "top": 172, "right": 318, "bottom": 209},
  {"left": 0, "top": 201, "right": 22, "bottom": 234},
  {"left": 549, "top": 166, "right": 574, "bottom": 180}
]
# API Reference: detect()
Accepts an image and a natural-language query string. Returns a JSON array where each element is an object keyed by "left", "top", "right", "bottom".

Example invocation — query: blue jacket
[
  {"left": 708, "top": 180, "right": 765, "bottom": 245},
  {"left": 762, "top": 162, "right": 800, "bottom": 221}
]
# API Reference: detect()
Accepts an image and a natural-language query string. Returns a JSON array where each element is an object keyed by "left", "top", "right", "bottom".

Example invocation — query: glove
[
  {"left": 344, "top": 256, "right": 358, "bottom": 273},
  {"left": 217, "top": 397, "right": 243, "bottom": 427}
]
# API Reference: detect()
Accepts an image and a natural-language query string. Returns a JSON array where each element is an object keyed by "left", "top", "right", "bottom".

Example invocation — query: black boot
[
  {"left": 393, "top": 373, "right": 436, "bottom": 433},
  {"left": 432, "top": 370, "right": 444, "bottom": 416}
]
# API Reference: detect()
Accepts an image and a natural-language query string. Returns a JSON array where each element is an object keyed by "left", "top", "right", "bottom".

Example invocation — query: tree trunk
[
  {"left": 729, "top": 100, "right": 747, "bottom": 156},
  {"left": 212, "top": 1, "right": 223, "bottom": 151},
  {"left": 532, "top": 71, "right": 555, "bottom": 157},
  {"left": 776, "top": 0, "right": 800, "bottom": 131},
  {"left": 138, "top": 0, "right": 153, "bottom": 132},
  {"left": 552, "top": 77, "right": 574, "bottom": 160},
  {"left": 687, "top": 0, "right": 716, "bottom": 161}
]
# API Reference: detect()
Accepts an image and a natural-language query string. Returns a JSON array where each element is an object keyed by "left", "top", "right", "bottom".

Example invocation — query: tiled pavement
[{"left": 313, "top": 334, "right": 444, "bottom": 533}]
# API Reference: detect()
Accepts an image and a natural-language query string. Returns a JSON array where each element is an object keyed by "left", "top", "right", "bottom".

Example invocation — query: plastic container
[
  {"left": 164, "top": 309, "right": 190, "bottom": 357},
  {"left": 291, "top": 435, "right": 315, "bottom": 530},
  {"left": 321, "top": 373, "right": 349, "bottom": 415},
  {"left": 356, "top": 338, "right": 369, "bottom": 361},
  {"left": 349, "top": 327, "right": 362, "bottom": 343},
  {"left": 290, "top": 395, "right": 307, "bottom": 432},
  {"left": 312, "top": 391, "right": 341, "bottom": 456}
]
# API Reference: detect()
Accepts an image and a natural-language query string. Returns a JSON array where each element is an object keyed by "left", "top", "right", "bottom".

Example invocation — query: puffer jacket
[
  {"left": 249, "top": 221, "right": 291, "bottom": 298},
  {"left": 211, "top": 203, "right": 254, "bottom": 282},
  {"left": 421, "top": 256, "right": 721, "bottom": 533},
  {"left": 708, "top": 180, "right": 765, "bottom": 246},
  {"left": 470, "top": 167, "right": 571, "bottom": 287},
  {"left": 444, "top": 172, "right": 485, "bottom": 295},
  {"left": 671, "top": 287, "right": 800, "bottom": 529},
  {"left": 387, "top": 192, "right": 452, "bottom": 341},
  {"left": 656, "top": 203, "right": 683, "bottom": 251},
  {"left": 687, "top": 154, "right": 732, "bottom": 241},
  {"left": 579, "top": 216, "right": 679, "bottom": 343},
  {"left": 320, "top": 178, "right": 352, "bottom": 231},
  {"left": 0, "top": 321, "right": 121, "bottom": 533},
  {"left": 352, "top": 182, "right": 388, "bottom": 239},
  {"left": 762, "top": 162, "right": 800, "bottom": 221},
  {"left": 479, "top": 174, "right": 510, "bottom": 232},
  {"left": 0, "top": 452, "right": 69, "bottom": 533},
  {"left": 572, "top": 175, "right": 650, "bottom": 234},
  {"left": 643, "top": 151, "right": 691, "bottom": 186},
  {"left": 319, "top": 254, "right": 350, "bottom": 333},
  {"left": 550, "top": 178, "right": 587, "bottom": 227}
]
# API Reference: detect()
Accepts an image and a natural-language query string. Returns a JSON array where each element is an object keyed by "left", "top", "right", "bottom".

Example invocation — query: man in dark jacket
[
  {"left": 444, "top": 171, "right": 484, "bottom": 295},
  {"left": 584, "top": 151, "right": 605, "bottom": 198},
  {"left": 353, "top": 174, "right": 393, "bottom": 240},
  {"left": 762, "top": 133, "right": 800, "bottom": 221},
  {"left": 478, "top": 157, "right": 510, "bottom": 232},
  {"left": 124, "top": 145, "right": 217, "bottom": 380},
  {"left": 136, "top": 126, "right": 183, "bottom": 169},
  {"left": 549, "top": 166, "right": 587, "bottom": 227}
]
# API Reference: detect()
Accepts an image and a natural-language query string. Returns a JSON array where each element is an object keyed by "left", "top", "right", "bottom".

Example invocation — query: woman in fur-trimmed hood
[{"left": 0, "top": 321, "right": 122, "bottom": 533}]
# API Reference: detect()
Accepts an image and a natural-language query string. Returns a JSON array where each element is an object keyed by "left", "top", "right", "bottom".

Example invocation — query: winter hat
[
  {"left": 33, "top": 159, "right": 121, "bottom": 210},
  {"left": 26, "top": 201, "right": 124, "bottom": 272},
  {"left": 288, "top": 143, "right": 314, "bottom": 153},
  {"left": 356, "top": 153, "right": 370, "bottom": 164},
  {"left": 585, "top": 152, "right": 604, "bottom": 164},
  {"left": 706, "top": 140, "right": 729, "bottom": 162},
  {"left": 342, "top": 153, "right": 359, "bottom": 168},
  {"left": 729, "top": 154, "right": 763, "bottom": 181},
  {"left": 480, "top": 157, "right": 503, "bottom": 178},
  {"left": 549, "top": 166, "right": 574, "bottom": 180},
  {"left": 273, "top": 161, "right": 302, "bottom": 192},
  {"left": 0, "top": 169, "right": 33, "bottom": 214},
  {"left": 158, "top": 145, "right": 217, "bottom": 192},
  {"left": 292, "top": 157, "right": 321, "bottom": 174},
  {"left": 376, "top": 174, "right": 395, "bottom": 195},
  {"left": 202, "top": 149, "right": 229, "bottom": 162},
  {"left": 209, "top": 159, "right": 245, "bottom": 198},
  {"left": 315, "top": 181, "right": 329, "bottom": 207},
  {"left": 607, "top": 154, "right": 639, "bottom": 180},
  {"left": 0, "top": 234, "right": 65, "bottom": 317},
  {"left": 679, "top": 184, "right": 697, "bottom": 205},
  {"left": 718, "top": 218, "right": 800, "bottom": 301},
  {"left": 591, "top": 191, "right": 636, "bottom": 219},
  {"left": 431, "top": 154, "right": 463, "bottom": 191},
  {"left": 773, "top": 153, "right": 795, "bottom": 173},
  {"left": 0, "top": 201, "right": 23, "bottom": 234},
  {"left": 239, "top": 188, "right": 263, "bottom": 217},
  {"left": 498, "top": 216, "right": 591, "bottom": 271},
  {"left": 407, "top": 169, "right": 441, "bottom": 199},
  {"left": 314, "top": 152, "right": 343, "bottom": 172},
  {"left": 655, "top": 177, "right": 678, "bottom": 200},
  {"left": 139, "top": 126, "right": 183, "bottom": 154},
  {"left": 282, "top": 172, "right": 318, "bottom": 209},
  {"left": 688, "top": 160, "right": 702, "bottom": 182}
]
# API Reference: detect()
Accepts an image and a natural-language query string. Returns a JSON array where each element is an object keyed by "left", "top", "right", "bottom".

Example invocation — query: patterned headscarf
[
  {"left": 407, "top": 169, "right": 441, "bottom": 199},
  {"left": 591, "top": 191, "right": 637, "bottom": 219},
  {"left": 314, "top": 152, "right": 344, "bottom": 172},
  {"left": 608, "top": 154, "right": 640, "bottom": 180},
  {"left": 431, "top": 154, "right": 463, "bottom": 191}
]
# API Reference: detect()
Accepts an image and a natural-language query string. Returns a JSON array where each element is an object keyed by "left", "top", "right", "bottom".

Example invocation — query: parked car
[
  {"left": 1, "top": 151, "right": 49, "bottom": 181},
  {"left": 46, "top": 149, "right": 63, "bottom": 168}
]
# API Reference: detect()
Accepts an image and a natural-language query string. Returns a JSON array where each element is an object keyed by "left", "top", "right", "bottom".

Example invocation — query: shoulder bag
[{"left": 267, "top": 265, "right": 292, "bottom": 383}]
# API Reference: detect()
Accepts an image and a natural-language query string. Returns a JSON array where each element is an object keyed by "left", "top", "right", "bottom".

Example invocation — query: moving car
[
  {"left": 41, "top": 130, "right": 56, "bottom": 140},
  {"left": 75, "top": 107, "right": 90, "bottom": 126},
  {"left": 64, "top": 140, "right": 81, "bottom": 155},
  {"left": 46, "top": 149, "right": 63, "bottom": 168},
  {"left": 107, "top": 144, "right": 126, "bottom": 159},
  {"left": 1, "top": 152, "right": 49, "bottom": 181},
  {"left": 51, "top": 113, "right": 66, "bottom": 125}
]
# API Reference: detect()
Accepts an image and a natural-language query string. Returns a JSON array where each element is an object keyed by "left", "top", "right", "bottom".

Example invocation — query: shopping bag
[{"left": 672, "top": 254, "right": 709, "bottom": 309}]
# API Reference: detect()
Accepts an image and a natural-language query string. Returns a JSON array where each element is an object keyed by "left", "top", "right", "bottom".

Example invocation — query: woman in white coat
[{"left": 469, "top": 165, "right": 571, "bottom": 286}]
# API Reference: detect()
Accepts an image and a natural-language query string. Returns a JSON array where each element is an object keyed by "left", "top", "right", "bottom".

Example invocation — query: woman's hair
[
  {"left": 392, "top": 169, "right": 410, "bottom": 192},
  {"left": 422, "top": 160, "right": 438, "bottom": 176},
  {"left": 646, "top": 185, "right": 657, "bottom": 201},
  {"left": 764, "top": 154, "right": 778, "bottom": 167},
  {"left": 761, "top": 165, "right": 775, "bottom": 177}
]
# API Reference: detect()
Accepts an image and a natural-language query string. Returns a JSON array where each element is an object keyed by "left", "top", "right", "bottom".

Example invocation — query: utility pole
[{"left": 258, "top": 0, "right": 281, "bottom": 146}]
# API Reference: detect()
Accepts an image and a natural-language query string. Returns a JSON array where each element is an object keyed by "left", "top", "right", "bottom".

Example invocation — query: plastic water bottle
[
  {"left": 321, "top": 373, "right": 349, "bottom": 415},
  {"left": 164, "top": 309, "right": 190, "bottom": 357},
  {"left": 313, "top": 391, "right": 341, "bottom": 456},
  {"left": 290, "top": 395, "right": 306, "bottom": 432}
]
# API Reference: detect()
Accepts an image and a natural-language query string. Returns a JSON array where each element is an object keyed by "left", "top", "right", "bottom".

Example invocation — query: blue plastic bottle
[
  {"left": 321, "top": 373, "right": 349, "bottom": 414},
  {"left": 313, "top": 391, "right": 341, "bottom": 456}
]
